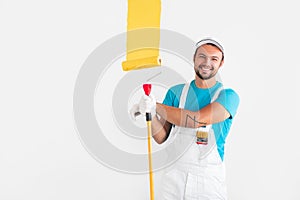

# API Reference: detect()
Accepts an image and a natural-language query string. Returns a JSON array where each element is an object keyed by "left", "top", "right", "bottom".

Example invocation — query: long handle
[
  {"left": 143, "top": 84, "right": 154, "bottom": 200},
  {"left": 146, "top": 115, "right": 154, "bottom": 200}
]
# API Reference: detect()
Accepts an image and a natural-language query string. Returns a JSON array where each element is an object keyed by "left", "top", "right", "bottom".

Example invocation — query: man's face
[{"left": 193, "top": 44, "right": 224, "bottom": 80}]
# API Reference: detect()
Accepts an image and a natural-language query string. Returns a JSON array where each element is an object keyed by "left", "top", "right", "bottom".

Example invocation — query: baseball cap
[{"left": 195, "top": 38, "right": 224, "bottom": 55}]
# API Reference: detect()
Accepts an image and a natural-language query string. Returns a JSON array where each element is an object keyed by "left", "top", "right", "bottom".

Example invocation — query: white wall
[{"left": 1, "top": 0, "right": 299, "bottom": 199}]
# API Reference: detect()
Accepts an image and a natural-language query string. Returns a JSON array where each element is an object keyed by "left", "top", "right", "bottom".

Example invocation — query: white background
[{"left": 1, "top": 0, "right": 300, "bottom": 199}]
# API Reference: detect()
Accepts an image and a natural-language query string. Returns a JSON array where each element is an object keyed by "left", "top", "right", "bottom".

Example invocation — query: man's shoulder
[
  {"left": 218, "top": 87, "right": 240, "bottom": 106},
  {"left": 221, "top": 88, "right": 239, "bottom": 98},
  {"left": 163, "top": 83, "right": 186, "bottom": 106},
  {"left": 169, "top": 83, "right": 186, "bottom": 93}
]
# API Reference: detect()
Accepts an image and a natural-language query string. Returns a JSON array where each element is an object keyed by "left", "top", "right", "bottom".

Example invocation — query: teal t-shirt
[{"left": 162, "top": 80, "right": 240, "bottom": 160}]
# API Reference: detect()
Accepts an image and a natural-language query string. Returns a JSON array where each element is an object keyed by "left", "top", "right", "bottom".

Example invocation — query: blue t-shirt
[{"left": 162, "top": 80, "right": 240, "bottom": 160}]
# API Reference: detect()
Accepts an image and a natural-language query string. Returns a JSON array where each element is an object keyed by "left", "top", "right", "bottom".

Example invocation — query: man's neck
[{"left": 194, "top": 77, "right": 217, "bottom": 88}]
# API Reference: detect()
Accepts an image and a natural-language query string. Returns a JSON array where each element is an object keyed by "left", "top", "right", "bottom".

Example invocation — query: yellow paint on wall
[{"left": 122, "top": 0, "right": 162, "bottom": 71}]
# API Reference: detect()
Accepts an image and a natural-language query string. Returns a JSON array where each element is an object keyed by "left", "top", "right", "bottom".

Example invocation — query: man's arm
[
  {"left": 156, "top": 102, "right": 230, "bottom": 128},
  {"left": 151, "top": 114, "right": 172, "bottom": 144}
]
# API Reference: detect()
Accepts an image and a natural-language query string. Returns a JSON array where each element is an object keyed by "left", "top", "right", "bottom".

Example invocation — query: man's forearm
[
  {"left": 156, "top": 102, "right": 230, "bottom": 128},
  {"left": 156, "top": 103, "right": 207, "bottom": 128}
]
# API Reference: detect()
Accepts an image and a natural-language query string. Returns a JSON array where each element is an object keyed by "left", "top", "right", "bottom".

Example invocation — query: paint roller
[{"left": 122, "top": 1, "right": 162, "bottom": 199}]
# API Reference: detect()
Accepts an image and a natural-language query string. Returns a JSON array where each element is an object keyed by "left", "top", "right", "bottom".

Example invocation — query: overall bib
[{"left": 160, "top": 82, "right": 227, "bottom": 200}]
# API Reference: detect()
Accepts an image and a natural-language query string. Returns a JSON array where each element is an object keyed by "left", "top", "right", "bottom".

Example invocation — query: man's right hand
[
  {"left": 138, "top": 94, "right": 156, "bottom": 116},
  {"left": 129, "top": 94, "right": 157, "bottom": 121}
]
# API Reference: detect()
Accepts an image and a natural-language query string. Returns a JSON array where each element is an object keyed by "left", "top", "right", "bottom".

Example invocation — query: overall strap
[
  {"left": 211, "top": 86, "right": 223, "bottom": 103},
  {"left": 178, "top": 82, "right": 190, "bottom": 109},
  {"left": 171, "top": 82, "right": 191, "bottom": 135},
  {"left": 204, "top": 85, "right": 223, "bottom": 130}
]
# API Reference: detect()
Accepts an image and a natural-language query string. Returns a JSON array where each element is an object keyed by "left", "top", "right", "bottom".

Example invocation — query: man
[{"left": 131, "top": 38, "right": 239, "bottom": 199}]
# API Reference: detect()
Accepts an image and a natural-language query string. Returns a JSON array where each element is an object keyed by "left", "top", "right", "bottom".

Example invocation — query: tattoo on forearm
[{"left": 185, "top": 114, "right": 206, "bottom": 128}]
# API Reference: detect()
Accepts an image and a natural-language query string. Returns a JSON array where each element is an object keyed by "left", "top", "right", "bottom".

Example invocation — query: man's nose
[{"left": 202, "top": 58, "right": 212, "bottom": 66}]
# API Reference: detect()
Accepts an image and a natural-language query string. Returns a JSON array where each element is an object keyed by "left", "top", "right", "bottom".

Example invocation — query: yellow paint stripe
[{"left": 122, "top": 0, "right": 162, "bottom": 71}]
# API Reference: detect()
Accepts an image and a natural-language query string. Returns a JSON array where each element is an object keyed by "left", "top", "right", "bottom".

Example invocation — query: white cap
[{"left": 195, "top": 37, "right": 224, "bottom": 55}]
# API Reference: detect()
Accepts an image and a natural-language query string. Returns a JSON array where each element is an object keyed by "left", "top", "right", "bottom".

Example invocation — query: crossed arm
[{"left": 151, "top": 102, "right": 230, "bottom": 144}]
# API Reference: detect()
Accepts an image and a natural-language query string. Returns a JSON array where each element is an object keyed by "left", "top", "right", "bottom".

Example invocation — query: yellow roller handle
[{"left": 146, "top": 120, "right": 154, "bottom": 200}]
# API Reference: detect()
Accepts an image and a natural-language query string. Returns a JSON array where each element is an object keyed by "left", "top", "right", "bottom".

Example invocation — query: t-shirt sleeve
[
  {"left": 162, "top": 88, "right": 176, "bottom": 107},
  {"left": 162, "top": 84, "right": 183, "bottom": 107},
  {"left": 215, "top": 88, "right": 240, "bottom": 118}
]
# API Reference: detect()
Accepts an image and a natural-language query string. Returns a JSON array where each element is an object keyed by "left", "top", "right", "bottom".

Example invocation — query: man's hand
[{"left": 139, "top": 94, "right": 156, "bottom": 116}]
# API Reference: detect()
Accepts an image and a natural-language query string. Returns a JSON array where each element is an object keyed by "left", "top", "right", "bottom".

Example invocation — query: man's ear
[{"left": 219, "top": 60, "right": 224, "bottom": 68}]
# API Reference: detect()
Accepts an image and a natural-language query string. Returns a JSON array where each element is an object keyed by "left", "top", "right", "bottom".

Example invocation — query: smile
[
  {"left": 198, "top": 65, "right": 213, "bottom": 72},
  {"left": 200, "top": 67, "right": 213, "bottom": 72}
]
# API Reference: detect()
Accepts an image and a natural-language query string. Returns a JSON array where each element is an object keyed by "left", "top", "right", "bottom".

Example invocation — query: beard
[{"left": 195, "top": 64, "right": 218, "bottom": 80}]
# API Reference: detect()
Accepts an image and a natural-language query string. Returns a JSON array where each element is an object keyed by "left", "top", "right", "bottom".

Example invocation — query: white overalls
[{"left": 160, "top": 82, "right": 227, "bottom": 200}]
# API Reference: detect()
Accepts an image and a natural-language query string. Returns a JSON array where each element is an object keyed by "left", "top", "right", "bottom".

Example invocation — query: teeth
[{"left": 199, "top": 66, "right": 212, "bottom": 72}]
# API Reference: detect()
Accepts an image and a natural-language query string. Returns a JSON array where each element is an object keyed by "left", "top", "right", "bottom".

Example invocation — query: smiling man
[
  {"left": 194, "top": 40, "right": 224, "bottom": 81},
  {"left": 131, "top": 38, "right": 240, "bottom": 200}
]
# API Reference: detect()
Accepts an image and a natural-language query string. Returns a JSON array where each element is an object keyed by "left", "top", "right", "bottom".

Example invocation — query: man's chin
[
  {"left": 200, "top": 77, "right": 210, "bottom": 80},
  {"left": 196, "top": 72, "right": 210, "bottom": 80}
]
